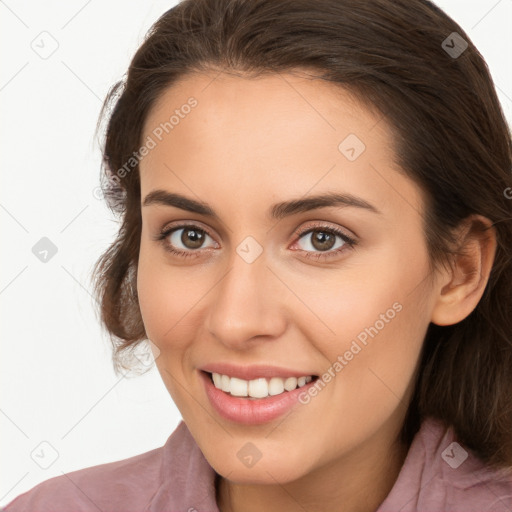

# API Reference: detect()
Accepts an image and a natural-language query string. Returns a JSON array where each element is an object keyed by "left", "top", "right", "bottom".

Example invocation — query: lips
[{"left": 201, "top": 372, "right": 317, "bottom": 424}]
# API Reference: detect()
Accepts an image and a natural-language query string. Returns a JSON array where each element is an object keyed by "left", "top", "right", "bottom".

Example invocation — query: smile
[
  {"left": 210, "top": 372, "right": 314, "bottom": 399},
  {"left": 200, "top": 370, "right": 320, "bottom": 425}
]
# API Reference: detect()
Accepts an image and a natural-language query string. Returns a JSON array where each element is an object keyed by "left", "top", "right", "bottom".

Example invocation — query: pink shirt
[{"left": 4, "top": 416, "right": 512, "bottom": 511}]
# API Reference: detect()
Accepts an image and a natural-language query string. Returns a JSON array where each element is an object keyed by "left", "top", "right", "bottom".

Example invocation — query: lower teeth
[{"left": 228, "top": 396, "right": 276, "bottom": 400}]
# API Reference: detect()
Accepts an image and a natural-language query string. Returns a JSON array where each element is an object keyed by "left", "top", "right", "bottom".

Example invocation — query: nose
[{"left": 205, "top": 249, "right": 287, "bottom": 350}]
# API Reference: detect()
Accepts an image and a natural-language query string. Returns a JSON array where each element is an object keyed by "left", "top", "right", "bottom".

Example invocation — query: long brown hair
[{"left": 93, "top": 0, "right": 512, "bottom": 470}]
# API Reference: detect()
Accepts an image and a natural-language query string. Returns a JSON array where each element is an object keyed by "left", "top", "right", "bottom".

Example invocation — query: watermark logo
[
  {"left": 32, "top": 237, "right": 58, "bottom": 263},
  {"left": 441, "top": 442, "right": 468, "bottom": 469},
  {"left": 338, "top": 133, "right": 366, "bottom": 162},
  {"left": 442, "top": 32, "right": 468, "bottom": 59},
  {"left": 30, "top": 441, "right": 59, "bottom": 469},
  {"left": 132, "top": 339, "right": 161, "bottom": 367},
  {"left": 236, "top": 236, "right": 264, "bottom": 264},
  {"left": 237, "top": 442, "right": 262, "bottom": 468},
  {"left": 31, "top": 31, "right": 59, "bottom": 60}
]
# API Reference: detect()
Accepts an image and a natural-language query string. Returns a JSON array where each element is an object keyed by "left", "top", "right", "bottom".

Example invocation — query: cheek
[
  {"left": 136, "top": 241, "right": 214, "bottom": 358},
  {"left": 136, "top": 242, "right": 184, "bottom": 344},
  {"left": 293, "top": 241, "right": 431, "bottom": 407},
  {"left": 325, "top": 299, "right": 427, "bottom": 447},
  {"left": 137, "top": 245, "right": 199, "bottom": 410},
  {"left": 293, "top": 239, "right": 430, "bottom": 347}
]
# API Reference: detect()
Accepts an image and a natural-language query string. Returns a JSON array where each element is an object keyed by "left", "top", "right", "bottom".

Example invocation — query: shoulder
[
  {"left": 379, "top": 416, "right": 512, "bottom": 512},
  {"left": 2, "top": 420, "right": 218, "bottom": 512},
  {"left": 3, "top": 442, "right": 165, "bottom": 512}
]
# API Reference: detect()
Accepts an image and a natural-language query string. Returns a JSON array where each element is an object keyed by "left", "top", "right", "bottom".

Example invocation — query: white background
[{"left": 1, "top": 0, "right": 511, "bottom": 506}]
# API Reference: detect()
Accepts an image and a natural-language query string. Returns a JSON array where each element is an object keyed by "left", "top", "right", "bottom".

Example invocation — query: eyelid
[
  {"left": 157, "top": 220, "right": 355, "bottom": 241},
  {"left": 291, "top": 220, "right": 356, "bottom": 242},
  {"left": 289, "top": 221, "right": 357, "bottom": 258},
  {"left": 157, "top": 220, "right": 218, "bottom": 244},
  {"left": 160, "top": 218, "right": 214, "bottom": 233},
  {"left": 155, "top": 220, "right": 358, "bottom": 259}
]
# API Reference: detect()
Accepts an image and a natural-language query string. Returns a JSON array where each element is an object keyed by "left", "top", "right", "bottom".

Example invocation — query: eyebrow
[{"left": 142, "top": 189, "right": 381, "bottom": 219}]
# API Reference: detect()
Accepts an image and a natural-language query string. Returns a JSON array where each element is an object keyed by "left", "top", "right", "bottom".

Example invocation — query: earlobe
[{"left": 431, "top": 215, "right": 497, "bottom": 327}]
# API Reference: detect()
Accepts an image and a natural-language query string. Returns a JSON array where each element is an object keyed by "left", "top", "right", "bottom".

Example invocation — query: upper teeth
[{"left": 211, "top": 373, "right": 313, "bottom": 398}]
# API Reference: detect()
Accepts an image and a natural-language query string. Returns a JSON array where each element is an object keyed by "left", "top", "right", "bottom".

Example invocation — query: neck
[{"left": 216, "top": 418, "right": 411, "bottom": 512}]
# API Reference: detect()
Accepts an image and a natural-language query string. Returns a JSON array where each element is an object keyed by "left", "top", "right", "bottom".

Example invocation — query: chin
[{"left": 207, "top": 450, "right": 312, "bottom": 485}]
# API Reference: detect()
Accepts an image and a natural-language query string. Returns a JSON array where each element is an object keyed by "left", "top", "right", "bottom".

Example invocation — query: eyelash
[{"left": 155, "top": 222, "right": 357, "bottom": 261}]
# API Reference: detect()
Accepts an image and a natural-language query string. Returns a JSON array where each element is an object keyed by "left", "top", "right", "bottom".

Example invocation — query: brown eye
[
  {"left": 292, "top": 224, "right": 357, "bottom": 261},
  {"left": 159, "top": 224, "right": 217, "bottom": 255},
  {"left": 308, "top": 230, "right": 337, "bottom": 251},
  {"left": 180, "top": 227, "right": 206, "bottom": 249},
  {"left": 297, "top": 228, "right": 349, "bottom": 253}
]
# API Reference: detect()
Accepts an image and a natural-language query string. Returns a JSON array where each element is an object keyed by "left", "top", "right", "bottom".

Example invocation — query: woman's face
[{"left": 137, "top": 70, "right": 437, "bottom": 483}]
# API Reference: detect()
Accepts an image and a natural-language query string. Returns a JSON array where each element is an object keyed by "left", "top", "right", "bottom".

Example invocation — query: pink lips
[{"left": 199, "top": 369, "right": 318, "bottom": 425}]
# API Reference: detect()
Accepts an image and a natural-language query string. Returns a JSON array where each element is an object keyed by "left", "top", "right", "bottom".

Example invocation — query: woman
[{"left": 5, "top": 0, "right": 512, "bottom": 510}]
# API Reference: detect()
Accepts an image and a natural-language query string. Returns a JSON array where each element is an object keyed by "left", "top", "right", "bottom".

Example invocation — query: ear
[{"left": 431, "top": 215, "right": 497, "bottom": 326}]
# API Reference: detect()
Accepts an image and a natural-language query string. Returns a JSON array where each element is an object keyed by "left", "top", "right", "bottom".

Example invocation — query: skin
[{"left": 136, "top": 70, "right": 496, "bottom": 512}]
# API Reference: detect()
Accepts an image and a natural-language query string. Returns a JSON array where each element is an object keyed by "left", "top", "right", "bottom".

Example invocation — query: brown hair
[{"left": 93, "top": 0, "right": 512, "bottom": 470}]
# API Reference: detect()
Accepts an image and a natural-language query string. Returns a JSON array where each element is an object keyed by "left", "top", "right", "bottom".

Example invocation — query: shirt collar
[
  {"left": 145, "top": 416, "right": 511, "bottom": 511},
  {"left": 146, "top": 420, "right": 220, "bottom": 512}
]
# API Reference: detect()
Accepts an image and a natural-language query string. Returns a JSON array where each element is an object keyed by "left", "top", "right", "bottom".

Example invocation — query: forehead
[
  {"left": 142, "top": 69, "right": 384, "bottom": 146},
  {"left": 139, "top": 70, "right": 423, "bottom": 222}
]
